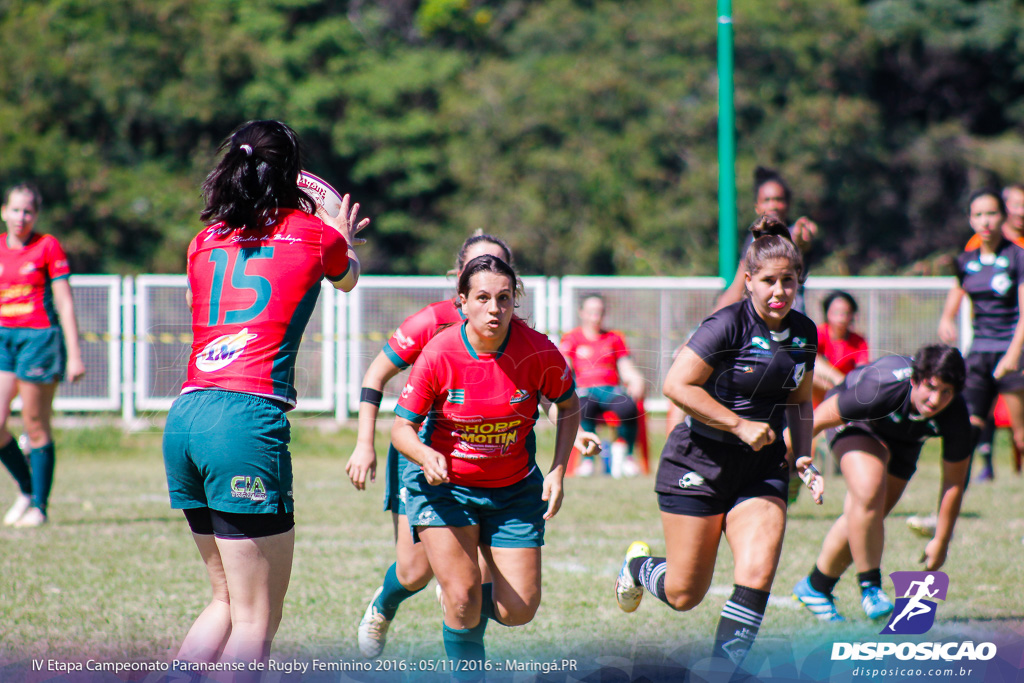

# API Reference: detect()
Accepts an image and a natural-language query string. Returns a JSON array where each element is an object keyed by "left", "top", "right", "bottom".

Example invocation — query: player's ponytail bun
[
  {"left": 744, "top": 214, "right": 804, "bottom": 283},
  {"left": 201, "top": 120, "right": 315, "bottom": 229}
]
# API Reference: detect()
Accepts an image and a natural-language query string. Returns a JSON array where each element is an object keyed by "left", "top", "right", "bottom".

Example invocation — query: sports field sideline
[{"left": 1, "top": 422, "right": 1022, "bottom": 680}]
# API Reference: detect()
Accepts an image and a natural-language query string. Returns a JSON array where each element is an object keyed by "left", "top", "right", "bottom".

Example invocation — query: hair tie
[{"left": 240, "top": 144, "right": 253, "bottom": 157}]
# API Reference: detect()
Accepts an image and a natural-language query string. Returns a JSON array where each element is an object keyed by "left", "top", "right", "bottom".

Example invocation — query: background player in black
[
  {"left": 792, "top": 346, "right": 970, "bottom": 623},
  {"left": 613, "top": 216, "right": 823, "bottom": 669},
  {"left": 938, "top": 189, "right": 1024, "bottom": 480}
]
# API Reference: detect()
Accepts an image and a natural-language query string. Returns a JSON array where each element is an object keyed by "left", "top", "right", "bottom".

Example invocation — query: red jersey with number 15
[
  {"left": 396, "top": 320, "right": 576, "bottom": 488},
  {"left": 0, "top": 233, "right": 71, "bottom": 329},
  {"left": 183, "top": 209, "right": 350, "bottom": 407}
]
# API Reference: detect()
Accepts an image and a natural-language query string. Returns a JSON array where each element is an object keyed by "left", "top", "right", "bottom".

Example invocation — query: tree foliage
[{"left": 1, "top": 0, "right": 1023, "bottom": 276}]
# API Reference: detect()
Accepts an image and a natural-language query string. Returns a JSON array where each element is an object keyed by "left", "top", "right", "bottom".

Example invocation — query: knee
[
  {"left": 847, "top": 489, "right": 886, "bottom": 515},
  {"left": 396, "top": 556, "right": 433, "bottom": 591},
  {"left": 664, "top": 588, "right": 704, "bottom": 612},
  {"left": 496, "top": 592, "right": 541, "bottom": 626},
  {"left": 443, "top": 584, "right": 482, "bottom": 623}
]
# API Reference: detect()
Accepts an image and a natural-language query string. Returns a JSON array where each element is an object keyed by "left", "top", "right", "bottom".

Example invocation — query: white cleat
[
  {"left": 357, "top": 587, "right": 391, "bottom": 658},
  {"left": 3, "top": 493, "right": 32, "bottom": 526},
  {"left": 615, "top": 540, "right": 651, "bottom": 613},
  {"left": 576, "top": 457, "right": 595, "bottom": 477},
  {"left": 906, "top": 514, "right": 936, "bottom": 538},
  {"left": 12, "top": 506, "right": 46, "bottom": 528}
]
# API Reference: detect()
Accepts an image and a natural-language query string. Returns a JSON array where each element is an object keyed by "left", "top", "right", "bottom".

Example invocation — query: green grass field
[{"left": 1, "top": 420, "right": 1022, "bottom": 680}]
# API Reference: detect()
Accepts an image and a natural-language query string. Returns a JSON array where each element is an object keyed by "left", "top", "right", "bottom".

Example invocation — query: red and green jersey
[
  {"left": 559, "top": 327, "right": 629, "bottom": 388},
  {"left": 384, "top": 300, "right": 464, "bottom": 368},
  {"left": 183, "top": 209, "right": 350, "bottom": 407},
  {"left": 396, "top": 320, "right": 575, "bottom": 488},
  {"left": 0, "top": 233, "right": 71, "bottom": 329}
]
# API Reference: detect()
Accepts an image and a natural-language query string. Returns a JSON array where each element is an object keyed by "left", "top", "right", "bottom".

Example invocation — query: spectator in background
[
  {"left": 813, "top": 290, "right": 870, "bottom": 406},
  {"left": 560, "top": 294, "right": 646, "bottom": 478},
  {"left": 1002, "top": 184, "right": 1024, "bottom": 243},
  {"left": 0, "top": 183, "right": 86, "bottom": 528},
  {"left": 715, "top": 166, "right": 819, "bottom": 313}
]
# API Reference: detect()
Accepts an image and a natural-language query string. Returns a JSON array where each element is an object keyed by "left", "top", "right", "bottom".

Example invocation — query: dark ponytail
[{"left": 201, "top": 120, "right": 315, "bottom": 229}]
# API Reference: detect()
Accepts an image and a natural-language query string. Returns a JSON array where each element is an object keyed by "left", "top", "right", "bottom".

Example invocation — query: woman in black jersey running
[
  {"left": 613, "top": 215, "right": 823, "bottom": 669},
  {"left": 792, "top": 345, "right": 969, "bottom": 623}
]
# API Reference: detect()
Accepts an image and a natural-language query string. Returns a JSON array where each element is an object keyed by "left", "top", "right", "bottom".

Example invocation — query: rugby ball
[{"left": 298, "top": 171, "right": 344, "bottom": 219}]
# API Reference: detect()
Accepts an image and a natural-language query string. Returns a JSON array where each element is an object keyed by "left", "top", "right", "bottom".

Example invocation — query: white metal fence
[{"left": 49, "top": 275, "right": 966, "bottom": 420}]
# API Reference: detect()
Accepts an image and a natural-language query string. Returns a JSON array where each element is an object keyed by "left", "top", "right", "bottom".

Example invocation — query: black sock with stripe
[
  {"left": 631, "top": 556, "right": 670, "bottom": 605},
  {"left": 712, "top": 584, "right": 770, "bottom": 665}
]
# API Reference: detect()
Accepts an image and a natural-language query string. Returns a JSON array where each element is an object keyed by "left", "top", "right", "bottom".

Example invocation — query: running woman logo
[{"left": 882, "top": 571, "right": 949, "bottom": 635}]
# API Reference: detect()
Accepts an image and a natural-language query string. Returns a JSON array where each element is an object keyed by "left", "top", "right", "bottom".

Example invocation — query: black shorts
[
  {"left": 963, "top": 350, "right": 1024, "bottom": 419},
  {"left": 655, "top": 422, "right": 789, "bottom": 516},
  {"left": 826, "top": 423, "right": 919, "bottom": 480}
]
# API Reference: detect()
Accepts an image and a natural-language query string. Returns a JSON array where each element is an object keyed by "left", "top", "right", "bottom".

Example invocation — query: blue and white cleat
[
  {"left": 792, "top": 577, "right": 846, "bottom": 622},
  {"left": 861, "top": 586, "right": 895, "bottom": 620},
  {"left": 614, "top": 541, "right": 651, "bottom": 613}
]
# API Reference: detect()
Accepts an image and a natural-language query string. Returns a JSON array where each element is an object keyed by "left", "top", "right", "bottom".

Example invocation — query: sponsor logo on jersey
[
  {"left": 400, "top": 383, "right": 414, "bottom": 399},
  {"left": 447, "top": 389, "right": 465, "bottom": 405},
  {"left": 509, "top": 389, "right": 531, "bottom": 404},
  {"left": 751, "top": 336, "right": 770, "bottom": 350},
  {"left": 965, "top": 260, "right": 982, "bottom": 273},
  {"left": 561, "top": 365, "right": 572, "bottom": 382},
  {"left": 737, "top": 365, "right": 754, "bottom": 374},
  {"left": 230, "top": 475, "right": 267, "bottom": 502},
  {"left": 792, "top": 336, "right": 807, "bottom": 348},
  {"left": 454, "top": 419, "right": 522, "bottom": 450},
  {"left": 996, "top": 255, "right": 1009, "bottom": 268},
  {"left": 19, "top": 262, "right": 36, "bottom": 275},
  {"left": 991, "top": 272, "right": 1012, "bottom": 296},
  {"left": 791, "top": 362, "right": 806, "bottom": 386},
  {"left": 892, "top": 367, "right": 913, "bottom": 381},
  {"left": 0, "top": 284, "right": 32, "bottom": 300},
  {"left": 679, "top": 472, "right": 705, "bottom": 488},
  {"left": 196, "top": 329, "right": 258, "bottom": 372},
  {"left": 394, "top": 328, "right": 415, "bottom": 349}
]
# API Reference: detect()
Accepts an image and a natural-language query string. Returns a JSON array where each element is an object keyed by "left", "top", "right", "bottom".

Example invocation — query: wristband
[
  {"left": 799, "top": 463, "right": 821, "bottom": 486},
  {"left": 360, "top": 387, "right": 383, "bottom": 407}
]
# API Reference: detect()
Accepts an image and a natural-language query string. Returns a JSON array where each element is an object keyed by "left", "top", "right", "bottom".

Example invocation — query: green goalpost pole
[{"left": 717, "top": 0, "right": 736, "bottom": 281}]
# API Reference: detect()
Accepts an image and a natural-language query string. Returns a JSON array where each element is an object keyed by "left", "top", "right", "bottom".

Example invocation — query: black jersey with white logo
[
  {"left": 685, "top": 299, "right": 817, "bottom": 436},
  {"left": 830, "top": 355, "right": 971, "bottom": 462},
  {"left": 955, "top": 239, "right": 1024, "bottom": 353}
]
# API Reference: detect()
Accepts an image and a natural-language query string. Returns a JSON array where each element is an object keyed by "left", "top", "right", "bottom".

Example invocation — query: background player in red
[
  {"left": 560, "top": 293, "right": 646, "bottom": 477},
  {"left": 0, "top": 183, "right": 85, "bottom": 528},
  {"left": 614, "top": 217, "right": 822, "bottom": 671},
  {"left": 391, "top": 255, "right": 579, "bottom": 681},
  {"left": 162, "top": 120, "right": 367, "bottom": 672},
  {"left": 346, "top": 233, "right": 514, "bottom": 658}
]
